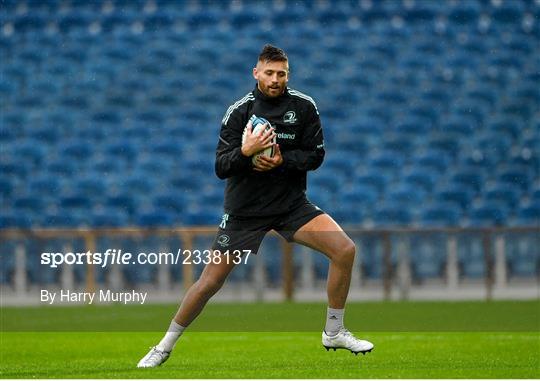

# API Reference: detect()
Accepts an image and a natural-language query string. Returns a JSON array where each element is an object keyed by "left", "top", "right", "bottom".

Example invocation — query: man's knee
[{"left": 331, "top": 238, "right": 356, "bottom": 267}]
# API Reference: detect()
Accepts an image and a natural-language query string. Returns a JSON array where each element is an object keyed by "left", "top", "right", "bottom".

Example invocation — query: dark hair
[{"left": 258, "top": 44, "right": 288, "bottom": 63}]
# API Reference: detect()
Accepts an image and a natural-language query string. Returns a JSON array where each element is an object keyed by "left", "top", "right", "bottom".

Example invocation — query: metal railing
[{"left": 1, "top": 226, "right": 538, "bottom": 302}]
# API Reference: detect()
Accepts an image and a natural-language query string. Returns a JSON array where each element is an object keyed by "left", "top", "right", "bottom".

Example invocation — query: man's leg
[
  {"left": 137, "top": 257, "right": 236, "bottom": 368},
  {"left": 292, "top": 213, "right": 374, "bottom": 354},
  {"left": 292, "top": 213, "right": 355, "bottom": 309},
  {"left": 173, "top": 257, "right": 237, "bottom": 326}
]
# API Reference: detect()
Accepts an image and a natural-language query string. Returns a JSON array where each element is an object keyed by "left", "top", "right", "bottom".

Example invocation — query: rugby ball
[{"left": 242, "top": 115, "right": 276, "bottom": 165}]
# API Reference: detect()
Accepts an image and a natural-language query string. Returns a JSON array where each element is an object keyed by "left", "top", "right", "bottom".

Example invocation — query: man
[{"left": 137, "top": 44, "right": 374, "bottom": 368}]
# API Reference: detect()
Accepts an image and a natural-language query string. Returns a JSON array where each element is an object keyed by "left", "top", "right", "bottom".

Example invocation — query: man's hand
[
  {"left": 241, "top": 120, "right": 276, "bottom": 157},
  {"left": 254, "top": 144, "right": 283, "bottom": 172}
]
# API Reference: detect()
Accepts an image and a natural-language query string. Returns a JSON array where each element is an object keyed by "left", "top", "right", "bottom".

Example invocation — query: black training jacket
[{"left": 215, "top": 85, "right": 325, "bottom": 217}]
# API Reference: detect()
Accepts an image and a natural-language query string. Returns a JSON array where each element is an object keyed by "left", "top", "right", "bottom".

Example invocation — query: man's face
[{"left": 253, "top": 59, "right": 289, "bottom": 97}]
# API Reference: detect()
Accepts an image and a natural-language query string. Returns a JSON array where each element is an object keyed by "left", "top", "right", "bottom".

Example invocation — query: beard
[{"left": 261, "top": 83, "right": 285, "bottom": 97}]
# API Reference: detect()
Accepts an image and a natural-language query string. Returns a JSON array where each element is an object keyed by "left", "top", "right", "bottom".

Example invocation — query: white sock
[
  {"left": 156, "top": 320, "right": 186, "bottom": 352},
  {"left": 324, "top": 307, "right": 344, "bottom": 336}
]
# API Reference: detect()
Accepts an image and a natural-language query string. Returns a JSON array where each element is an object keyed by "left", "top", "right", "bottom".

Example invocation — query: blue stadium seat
[
  {"left": 439, "top": 118, "right": 474, "bottom": 137},
  {"left": 0, "top": 178, "right": 13, "bottom": 197},
  {"left": 200, "top": 187, "right": 224, "bottom": 208},
  {"left": 332, "top": 131, "right": 374, "bottom": 155},
  {"left": 341, "top": 185, "right": 378, "bottom": 207},
  {"left": 144, "top": 11, "right": 174, "bottom": 30},
  {"left": 427, "top": 135, "right": 460, "bottom": 158},
  {"left": 29, "top": 125, "right": 60, "bottom": 144},
  {"left": 230, "top": 8, "right": 264, "bottom": 28},
  {"left": 436, "top": 185, "right": 474, "bottom": 211},
  {"left": 307, "top": 188, "right": 333, "bottom": 212},
  {"left": 61, "top": 139, "right": 91, "bottom": 160},
  {"left": 497, "top": 165, "right": 533, "bottom": 191},
  {"left": 0, "top": 160, "right": 29, "bottom": 179},
  {"left": 460, "top": 150, "right": 499, "bottom": 171},
  {"left": 373, "top": 202, "right": 412, "bottom": 227},
  {"left": 451, "top": 98, "right": 487, "bottom": 126},
  {"left": 185, "top": 207, "right": 220, "bottom": 226},
  {"left": 403, "top": 168, "right": 437, "bottom": 193},
  {"left": 330, "top": 206, "right": 364, "bottom": 226},
  {"left": 104, "top": 193, "right": 137, "bottom": 216},
  {"left": 60, "top": 194, "right": 92, "bottom": 211},
  {"left": 75, "top": 176, "right": 108, "bottom": 198},
  {"left": 420, "top": 203, "right": 460, "bottom": 227},
  {"left": 354, "top": 172, "right": 390, "bottom": 195},
  {"left": 510, "top": 151, "right": 540, "bottom": 174},
  {"left": 321, "top": 155, "right": 356, "bottom": 178},
  {"left": 360, "top": 3, "right": 389, "bottom": 23},
  {"left": 122, "top": 174, "right": 153, "bottom": 194},
  {"left": 170, "top": 173, "right": 203, "bottom": 193},
  {"left": 90, "top": 211, "right": 129, "bottom": 228},
  {"left": 0, "top": 211, "right": 33, "bottom": 229},
  {"left": 386, "top": 185, "right": 424, "bottom": 208},
  {"left": 522, "top": 132, "right": 540, "bottom": 155},
  {"left": 153, "top": 193, "right": 185, "bottom": 214},
  {"left": 484, "top": 185, "right": 521, "bottom": 209},
  {"left": 57, "top": 11, "right": 93, "bottom": 32},
  {"left": 382, "top": 134, "right": 415, "bottom": 153},
  {"left": 487, "top": 117, "right": 520, "bottom": 139},
  {"left": 415, "top": 149, "right": 451, "bottom": 174},
  {"left": 101, "top": 11, "right": 137, "bottom": 32},
  {"left": 420, "top": 87, "right": 450, "bottom": 106},
  {"left": 309, "top": 172, "right": 341, "bottom": 194},
  {"left": 512, "top": 84, "right": 540, "bottom": 105},
  {"left": 150, "top": 139, "right": 184, "bottom": 157},
  {"left": 448, "top": 3, "right": 481, "bottom": 24},
  {"left": 409, "top": 102, "right": 439, "bottom": 125},
  {"left": 0, "top": 125, "right": 17, "bottom": 143},
  {"left": 491, "top": 1, "right": 525, "bottom": 24},
  {"left": 13, "top": 12, "right": 48, "bottom": 32},
  {"left": 502, "top": 101, "right": 533, "bottom": 123},
  {"left": 91, "top": 156, "right": 126, "bottom": 174},
  {"left": 515, "top": 202, "right": 540, "bottom": 226},
  {"left": 468, "top": 202, "right": 509, "bottom": 227},
  {"left": 41, "top": 212, "right": 84, "bottom": 228},
  {"left": 135, "top": 209, "right": 174, "bottom": 227},
  {"left": 368, "top": 150, "right": 405, "bottom": 176},
  {"left": 450, "top": 167, "right": 485, "bottom": 193},
  {"left": 532, "top": 185, "right": 540, "bottom": 202},
  {"left": 13, "top": 196, "right": 45, "bottom": 215}
]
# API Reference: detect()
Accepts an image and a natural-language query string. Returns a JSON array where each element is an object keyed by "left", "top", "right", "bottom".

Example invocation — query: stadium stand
[{"left": 1, "top": 0, "right": 538, "bottom": 283}]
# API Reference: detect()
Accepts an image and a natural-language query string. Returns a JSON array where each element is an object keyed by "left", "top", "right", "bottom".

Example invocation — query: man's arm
[
  {"left": 281, "top": 105, "right": 325, "bottom": 172},
  {"left": 215, "top": 111, "right": 252, "bottom": 180}
]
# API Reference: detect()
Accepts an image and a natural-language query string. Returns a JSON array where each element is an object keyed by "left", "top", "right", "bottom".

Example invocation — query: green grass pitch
[{"left": 1, "top": 300, "right": 539, "bottom": 378}]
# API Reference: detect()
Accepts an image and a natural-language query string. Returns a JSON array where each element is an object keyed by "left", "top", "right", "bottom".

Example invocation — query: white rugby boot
[
  {"left": 137, "top": 346, "right": 170, "bottom": 368},
  {"left": 322, "top": 328, "right": 374, "bottom": 355}
]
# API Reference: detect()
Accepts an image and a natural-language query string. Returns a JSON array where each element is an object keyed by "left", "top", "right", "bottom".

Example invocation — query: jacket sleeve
[
  {"left": 281, "top": 104, "right": 325, "bottom": 172},
  {"left": 215, "top": 108, "right": 253, "bottom": 179}
]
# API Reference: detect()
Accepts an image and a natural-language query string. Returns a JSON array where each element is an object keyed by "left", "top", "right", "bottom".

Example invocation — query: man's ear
[{"left": 252, "top": 67, "right": 258, "bottom": 80}]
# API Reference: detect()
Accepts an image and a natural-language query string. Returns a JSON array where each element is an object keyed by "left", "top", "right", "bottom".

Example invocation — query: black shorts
[{"left": 211, "top": 201, "right": 325, "bottom": 255}]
